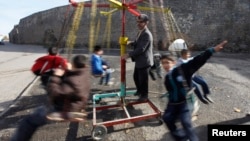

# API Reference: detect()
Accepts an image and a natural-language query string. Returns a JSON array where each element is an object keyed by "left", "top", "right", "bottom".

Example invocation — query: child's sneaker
[
  {"left": 204, "top": 95, "right": 214, "bottom": 103},
  {"left": 106, "top": 68, "right": 115, "bottom": 73},
  {"left": 105, "top": 81, "right": 114, "bottom": 86}
]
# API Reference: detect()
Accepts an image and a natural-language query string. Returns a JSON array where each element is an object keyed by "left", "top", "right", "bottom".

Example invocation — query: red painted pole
[{"left": 120, "top": 0, "right": 126, "bottom": 95}]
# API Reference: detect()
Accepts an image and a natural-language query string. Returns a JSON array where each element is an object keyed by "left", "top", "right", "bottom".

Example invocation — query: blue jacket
[
  {"left": 164, "top": 48, "right": 215, "bottom": 103},
  {"left": 91, "top": 54, "right": 105, "bottom": 75}
]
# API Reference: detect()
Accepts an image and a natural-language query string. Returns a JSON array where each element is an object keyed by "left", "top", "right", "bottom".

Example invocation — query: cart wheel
[{"left": 92, "top": 125, "right": 107, "bottom": 140}]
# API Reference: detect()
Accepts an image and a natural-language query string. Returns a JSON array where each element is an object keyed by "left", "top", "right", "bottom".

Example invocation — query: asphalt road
[
  {"left": 0, "top": 42, "right": 250, "bottom": 141},
  {"left": 0, "top": 42, "right": 46, "bottom": 115}
]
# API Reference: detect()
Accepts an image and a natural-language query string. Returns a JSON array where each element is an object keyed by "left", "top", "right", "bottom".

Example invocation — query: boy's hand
[
  {"left": 53, "top": 68, "right": 65, "bottom": 76},
  {"left": 102, "top": 65, "right": 108, "bottom": 69},
  {"left": 214, "top": 40, "right": 228, "bottom": 52}
]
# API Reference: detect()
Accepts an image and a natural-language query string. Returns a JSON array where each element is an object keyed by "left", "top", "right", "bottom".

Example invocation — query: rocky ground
[{"left": 0, "top": 46, "right": 250, "bottom": 141}]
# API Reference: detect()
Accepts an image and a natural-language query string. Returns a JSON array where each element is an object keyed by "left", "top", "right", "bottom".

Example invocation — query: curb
[{"left": 0, "top": 76, "right": 40, "bottom": 118}]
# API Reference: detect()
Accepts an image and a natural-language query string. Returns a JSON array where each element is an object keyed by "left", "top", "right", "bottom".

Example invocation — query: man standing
[{"left": 122, "top": 14, "right": 154, "bottom": 101}]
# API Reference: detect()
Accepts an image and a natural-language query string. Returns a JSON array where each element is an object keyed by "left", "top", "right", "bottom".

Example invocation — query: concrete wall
[{"left": 9, "top": 0, "right": 250, "bottom": 52}]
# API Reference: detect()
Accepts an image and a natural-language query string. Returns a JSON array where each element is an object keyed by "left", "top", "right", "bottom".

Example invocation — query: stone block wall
[{"left": 9, "top": 0, "right": 250, "bottom": 52}]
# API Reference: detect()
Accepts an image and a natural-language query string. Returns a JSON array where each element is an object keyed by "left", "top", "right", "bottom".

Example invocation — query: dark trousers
[
  {"left": 133, "top": 67, "right": 150, "bottom": 98},
  {"left": 99, "top": 72, "right": 111, "bottom": 84},
  {"left": 192, "top": 75, "right": 210, "bottom": 95},
  {"left": 149, "top": 66, "right": 162, "bottom": 80},
  {"left": 10, "top": 106, "right": 48, "bottom": 141},
  {"left": 162, "top": 102, "right": 199, "bottom": 141}
]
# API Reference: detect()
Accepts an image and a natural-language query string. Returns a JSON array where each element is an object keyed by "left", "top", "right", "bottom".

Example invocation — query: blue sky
[{"left": 0, "top": 0, "right": 88, "bottom": 37}]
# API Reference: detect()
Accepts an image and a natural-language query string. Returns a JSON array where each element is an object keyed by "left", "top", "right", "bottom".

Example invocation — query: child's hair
[
  {"left": 93, "top": 45, "right": 102, "bottom": 52},
  {"left": 160, "top": 54, "right": 176, "bottom": 62},
  {"left": 72, "top": 55, "right": 87, "bottom": 68},
  {"left": 48, "top": 47, "right": 58, "bottom": 55},
  {"left": 180, "top": 49, "right": 190, "bottom": 56}
]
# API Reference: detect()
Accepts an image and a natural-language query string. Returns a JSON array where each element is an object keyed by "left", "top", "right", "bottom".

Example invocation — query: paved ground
[
  {"left": 0, "top": 42, "right": 250, "bottom": 141},
  {"left": 0, "top": 42, "right": 47, "bottom": 116}
]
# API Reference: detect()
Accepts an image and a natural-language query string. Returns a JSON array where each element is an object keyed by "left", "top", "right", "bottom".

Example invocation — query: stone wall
[{"left": 9, "top": 0, "right": 250, "bottom": 52}]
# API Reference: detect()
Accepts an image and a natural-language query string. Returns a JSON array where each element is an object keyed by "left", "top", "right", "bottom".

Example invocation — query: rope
[
  {"left": 94, "top": 17, "right": 101, "bottom": 46},
  {"left": 148, "top": 0, "right": 158, "bottom": 50},
  {"left": 105, "top": 14, "right": 112, "bottom": 50},
  {"left": 56, "top": 4, "right": 72, "bottom": 49},
  {"left": 88, "top": 0, "right": 98, "bottom": 53},
  {"left": 168, "top": 11, "right": 184, "bottom": 40},
  {"left": 65, "top": 2, "right": 84, "bottom": 60},
  {"left": 158, "top": 0, "right": 171, "bottom": 48}
]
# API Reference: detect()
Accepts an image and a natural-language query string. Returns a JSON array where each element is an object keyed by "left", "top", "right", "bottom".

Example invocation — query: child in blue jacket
[
  {"left": 91, "top": 45, "right": 114, "bottom": 85},
  {"left": 160, "top": 40, "right": 227, "bottom": 141}
]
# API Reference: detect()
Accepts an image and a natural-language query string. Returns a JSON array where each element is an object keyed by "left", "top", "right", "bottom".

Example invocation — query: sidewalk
[{"left": 0, "top": 42, "right": 47, "bottom": 117}]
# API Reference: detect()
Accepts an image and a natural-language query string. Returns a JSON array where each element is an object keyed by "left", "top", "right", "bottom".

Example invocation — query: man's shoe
[
  {"left": 204, "top": 95, "right": 214, "bottom": 103},
  {"left": 137, "top": 96, "right": 148, "bottom": 102},
  {"left": 134, "top": 92, "right": 141, "bottom": 96}
]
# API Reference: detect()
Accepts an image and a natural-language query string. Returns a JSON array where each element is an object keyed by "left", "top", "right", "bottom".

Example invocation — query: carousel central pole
[{"left": 119, "top": 0, "right": 128, "bottom": 100}]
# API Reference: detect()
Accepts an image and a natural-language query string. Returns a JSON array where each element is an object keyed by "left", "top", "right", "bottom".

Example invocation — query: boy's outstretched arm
[
  {"left": 213, "top": 40, "right": 228, "bottom": 52},
  {"left": 182, "top": 40, "right": 228, "bottom": 77}
]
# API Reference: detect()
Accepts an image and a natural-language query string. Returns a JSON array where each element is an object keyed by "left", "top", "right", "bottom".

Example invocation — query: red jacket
[{"left": 31, "top": 55, "right": 68, "bottom": 75}]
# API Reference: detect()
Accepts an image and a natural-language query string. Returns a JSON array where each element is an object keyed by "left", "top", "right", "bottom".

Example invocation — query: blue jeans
[
  {"left": 192, "top": 75, "right": 210, "bottom": 95},
  {"left": 10, "top": 106, "right": 48, "bottom": 141},
  {"left": 149, "top": 66, "right": 162, "bottom": 80},
  {"left": 162, "top": 102, "right": 199, "bottom": 141},
  {"left": 99, "top": 71, "right": 111, "bottom": 84}
]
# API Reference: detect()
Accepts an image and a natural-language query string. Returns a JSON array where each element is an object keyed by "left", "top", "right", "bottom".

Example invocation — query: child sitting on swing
[
  {"left": 46, "top": 54, "right": 91, "bottom": 120},
  {"left": 91, "top": 45, "right": 114, "bottom": 85},
  {"left": 11, "top": 55, "right": 90, "bottom": 141}
]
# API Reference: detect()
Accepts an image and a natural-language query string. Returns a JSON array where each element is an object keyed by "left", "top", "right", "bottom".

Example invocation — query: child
[
  {"left": 46, "top": 55, "right": 90, "bottom": 115},
  {"left": 149, "top": 53, "right": 162, "bottom": 81},
  {"left": 160, "top": 40, "right": 227, "bottom": 141},
  {"left": 11, "top": 55, "right": 90, "bottom": 141},
  {"left": 177, "top": 49, "right": 214, "bottom": 104},
  {"left": 91, "top": 45, "right": 114, "bottom": 85},
  {"left": 31, "top": 46, "right": 68, "bottom": 86}
]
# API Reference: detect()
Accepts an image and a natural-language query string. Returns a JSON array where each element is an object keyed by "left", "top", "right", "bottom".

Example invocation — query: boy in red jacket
[
  {"left": 31, "top": 46, "right": 68, "bottom": 86},
  {"left": 11, "top": 55, "right": 90, "bottom": 141}
]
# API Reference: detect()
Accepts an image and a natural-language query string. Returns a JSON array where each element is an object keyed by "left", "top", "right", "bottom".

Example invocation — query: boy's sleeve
[
  {"left": 48, "top": 75, "right": 75, "bottom": 96},
  {"left": 182, "top": 48, "right": 215, "bottom": 76}
]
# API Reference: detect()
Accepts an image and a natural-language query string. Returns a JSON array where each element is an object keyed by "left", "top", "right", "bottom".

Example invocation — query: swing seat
[{"left": 46, "top": 111, "right": 87, "bottom": 122}]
